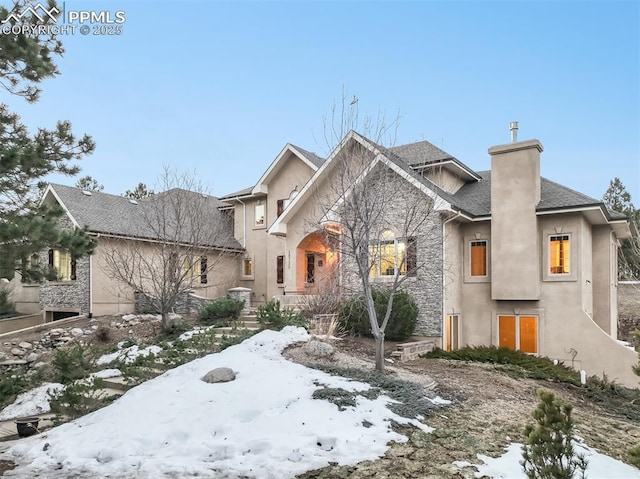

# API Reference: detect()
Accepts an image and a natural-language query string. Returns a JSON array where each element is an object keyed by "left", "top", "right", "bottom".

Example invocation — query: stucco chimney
[{"left": 488, "top": 127, "right": 543, "bottom": 300}]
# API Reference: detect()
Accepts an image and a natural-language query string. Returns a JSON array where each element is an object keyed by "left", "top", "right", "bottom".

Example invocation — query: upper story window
[
  {"left": 254, "top": 203, "right": 265, "bottom": 227},
  {"left": 470, "top": 240, "right": 488, "bottom": 277},
  {"left": 369, "top": 230, "right": 415, "bottom": 277},
  {"left": 48, "top": 249, "right": 75, "bottom": 281},
  {"left": 277, "top": 190, "right": 299, "bottom": 218},
  {"left": 549, "top": 234, "right": 570, "bottom": 275}
]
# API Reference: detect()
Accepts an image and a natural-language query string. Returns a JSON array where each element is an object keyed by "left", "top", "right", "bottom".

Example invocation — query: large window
[
  {"left": 369, "top": 230, "right": 415, "bottom": 277},
  {"left": 549, "top": 235, "right": 570, "bottom": 275},
  {"left": 183, "top": 256, "right": 207, "bottom": 284},
  {"left": 498, "top": 314, "right": 538, "bottom": 354},
  {"left": 200, "top": 256, "right": 208, "bottom": 284},
  {"left": 470, "top": 240, "right": 488, "bottom": 277},
  {"left": 48, "top": 249, "right": 75, "bottom": 281}
]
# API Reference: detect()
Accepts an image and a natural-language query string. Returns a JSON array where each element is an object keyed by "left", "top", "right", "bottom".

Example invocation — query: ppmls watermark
[{"left": 1, "top": 2, "right": 126, "bottom": 36}]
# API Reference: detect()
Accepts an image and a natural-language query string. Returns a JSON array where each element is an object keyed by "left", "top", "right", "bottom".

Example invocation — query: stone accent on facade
[
  {"left": 228, "top": 287, "right": 251, "bottom": 314},
  {"left": 39, "top": 255, "right": 90, "bottom": 315},
  {"left": 618, "top": 281, "right": 640, "bottom": 342},
  {"left": 134, "top": 291, "right": 212, "bottom": 315}
]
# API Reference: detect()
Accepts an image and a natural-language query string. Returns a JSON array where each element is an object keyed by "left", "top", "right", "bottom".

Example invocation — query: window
[
  {"left": 254, "top": 203, "right": 265, "bottom": 227},
  {"left": 498, "top": 315, "right": 538, "bottom": 354},
  {"left": 276, "top": 200, "right": 284, "bottom": 218},
  {"left": 242, "top": 257, "right": 254, "bottom": 279},
  {"left": 276, "top": 255, "right": 284, "bottom": 284},
  {"left": 21, "top": 254, "right": 40, "bottom": 283},
  {"left": 48, "top": 249, "right": 75, "bottom": 281},
  {"left": 470, "top": 240, "right": 487, "bottom": 277},
  {"left": 369, "top": 230, "right": 409, "bottom": 277},
  {"left": 549, "top": 235, "right": 570, "bottom": 274},
  {"left": 306, "top": 253, "right": 315, "bottom": 283},
  {"left": 200, "top": 256, "right": 208, "bottom": 284},
  {"left": 183, "top": 256, "right": 202, "bottom": 284},
  {"left": 444, "top": 315, "right": 459, "bottom": 351},
  {"left": 277, "top": 190, "right": 298, "bottom": 218}
]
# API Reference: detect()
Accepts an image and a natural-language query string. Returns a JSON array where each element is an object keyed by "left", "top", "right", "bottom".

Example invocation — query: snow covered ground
[
  {"left": 2, "top": 326, "right": 638, "bottom": 478},
  {"left": 454, "top": 442, "right": 640, "bottom": 478}
]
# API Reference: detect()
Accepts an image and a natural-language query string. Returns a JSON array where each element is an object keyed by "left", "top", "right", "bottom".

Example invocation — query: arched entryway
[{"left": 295, "top": 231, "right": 339, "bottom": 293}]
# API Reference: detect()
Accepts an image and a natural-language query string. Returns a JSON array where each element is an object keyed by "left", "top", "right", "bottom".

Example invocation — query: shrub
[
  {"left": 521, "top": 389, "right": 588, "bottom": 479},
  {"left": 257, "top": 299, "right": 307, "bottom": 329},
  {"left": 199, "top": 296, "right": 245, "bottom": 324},
  {"left": 338, "top": 288, "right": 417, "bottom": 341},
  {"left": 0, "top": 374, "right": 29, "bottom": 409},
  {"left": 423, "top": 346, "right": 582, "bottom": 385},
  {"left": 0, "top": 286, "right": 16, "bottom": 318},
  {"left": 49, "top": 379, "right": 117, "bottom": 420},
  {"left": 51, "top": 342, "right": 97, "bottom": 384},
  {"left": 93, "top": 325, "right": 113, "bottom": 343},
  {"left": 627, "top": 443, "right": 640, "bottom": 469}
]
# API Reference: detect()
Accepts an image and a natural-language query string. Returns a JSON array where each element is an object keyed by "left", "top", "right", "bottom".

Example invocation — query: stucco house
[
  {"left": 7, "top": 126, "right": 637, "bottom": 386},
  {"left": 9, "top": 185, "right": 243, "bottom": 319}
]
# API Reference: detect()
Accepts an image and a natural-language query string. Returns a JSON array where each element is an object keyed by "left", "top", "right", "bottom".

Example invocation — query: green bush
[
  {"left": 627, "top": 443, "right": 640, "bottom": 469},
  {"left": 51, "top": 342, "right": 97, "bottom": 384},
  {"left": 256, "top": 299, "right": 307, "bottom": 329},
  {"left": 199, "top": 296, "right": 245, "bottom": 324},
  {"left": 0, "top": 287, "right": 16, "bottom": 318},
  {"left": 423, "top": 346, "right": 582, "bottom": 385},
  {"left": 338, "top": 288, "right": 417, "bottom": 341},
  {"left": 521, "top": 389, "right": 588, "bottom": 479}
]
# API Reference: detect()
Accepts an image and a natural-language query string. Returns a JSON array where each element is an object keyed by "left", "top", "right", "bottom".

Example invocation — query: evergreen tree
[
  {"left": 521, "top": 389, "right": 588, "bottom": 479},
  {"left": 75, "top": 175, "right": 104, "bottom": 192},
  {"left": 602, "top": 178, "right": 640, "bottom": 280},
  {"left": 0, "top": 0, "right": 96, "bottom": 280},
  {"left": 124, "top": 183, "right": 154, "bottom": 199}
]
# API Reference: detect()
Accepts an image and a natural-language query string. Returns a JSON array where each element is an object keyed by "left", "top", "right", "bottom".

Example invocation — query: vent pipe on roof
[{"left": 509, "top": 121, "right": 519, "bottom": 142}]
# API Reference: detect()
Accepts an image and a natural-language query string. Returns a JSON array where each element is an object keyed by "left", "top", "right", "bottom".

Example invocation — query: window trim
[
  {"left": 254, "top": 202, "right": 266, "bottom": 228},
  {"left": 241, "top": 257, "right": 254, "bottom": 280},
  {"left": 464, "top": 235, "right": 490, "bottom": 283},
  {"left": 542, "top": 229, "right": 577, "bottom": 282}
]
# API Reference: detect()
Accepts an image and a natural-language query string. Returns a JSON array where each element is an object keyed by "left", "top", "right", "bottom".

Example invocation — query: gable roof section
[
  {"left": 251, "top": 143, "right": 324, "bottom": 195},
  {"left": 268, "top": 131, "right": 457, "bottom": 236},
  {"left": 390, "top": 140, "right": 481, "bottom": 182},
  {"left": 47, "top": 184, "right": 243, "bottom": 250}
]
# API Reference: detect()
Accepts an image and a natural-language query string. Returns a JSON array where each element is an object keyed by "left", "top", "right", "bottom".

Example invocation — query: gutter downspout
[
  {"left": 234, "top": 197, "right": 246, "bottom": 248},
  {"left": 89, "top": 254, "right": 93, "bottom": 318},
  {"left": 442, "top": 210, "right": 462, "bottom": 348}
]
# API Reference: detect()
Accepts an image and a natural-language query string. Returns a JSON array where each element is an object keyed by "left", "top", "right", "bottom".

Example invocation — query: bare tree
[
  {"left": 311, "top": 94, "right": 443, "bottom": 370},
  {"left": 101, "top": 168, "right": 240, "bottom": 331}
]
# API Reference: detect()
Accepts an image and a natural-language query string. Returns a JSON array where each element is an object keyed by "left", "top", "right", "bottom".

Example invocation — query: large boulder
[
  {"left": 201, "top": 367, "right": 236, "bottom": 384},
  {"left": 305, "top": 340, "right": 334, "bottom": 358}
]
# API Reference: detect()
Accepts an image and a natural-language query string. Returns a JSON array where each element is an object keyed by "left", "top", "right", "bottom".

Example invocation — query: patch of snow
[
  {"left": 428, "top": 396, "right": 451, "bottom": 405},
  {"left": 0, "top": 383, "right": 63, "bottom": 420},
  {"left": 96, "top": 345, "right": 162, "bottom": 366},
  {"left": 6, "top": 327, "right": 434, "bottom": 478},
  {"left": 178, "top": 325, "right": 215, "bottom": 341},
  {"left": 90, "top": 369, "right": 122, "bottom": 379},
  {"left": 617, "top": 339, "right": 636, "bottom": 352},
  {"left": 454, "top": 442, "right": 640, "bottom": 478}
]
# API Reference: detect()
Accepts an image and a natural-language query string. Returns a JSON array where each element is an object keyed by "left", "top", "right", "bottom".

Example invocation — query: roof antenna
[{"left": 509, "top": 121, "right": 519, "bottom": 142}]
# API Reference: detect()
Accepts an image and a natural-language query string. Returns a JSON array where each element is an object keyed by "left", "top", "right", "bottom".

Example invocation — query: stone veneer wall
[
  {"left": 39, "top": 255, "right": 90, "bottom": 315},
  {"left": 618, "top": 281, "right": 640, "bottom": 342},
  {"left": 340, "top": 198, "right": 444, "bottom": 337},
  {"left": 135, "top": 291, "right": 212, "bottom": 315}
]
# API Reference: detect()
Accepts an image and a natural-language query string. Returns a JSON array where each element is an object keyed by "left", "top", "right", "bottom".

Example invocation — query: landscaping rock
[
  {"left": 10, "top": 347, "right": 25, "bottom": 357},
  {"left": 122, "top": 314, "right": 136, "bottom": 321},
  {"left": 0, "top": 353, "right": 6, "bottom": 361},
  {"left": 18, "top": 342, "right": 33, "bottom": 350},
  {"left": 70, "top": 328, "right": 84, "bottom": 337},
  {"left": 25, "top": 352, "right": 39, "bottom": 363},
  {"left": 305, "top": 340, "right": 334, "bottom": 358},
  {"left": 201, "top": 367, "right": 236, "bottom": 383}
]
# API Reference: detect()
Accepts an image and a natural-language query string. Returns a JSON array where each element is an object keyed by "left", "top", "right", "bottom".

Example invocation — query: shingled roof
[
  {"left": 48, "top": 184, "right": 244, "bottom": 251},
  {"left": 389, "top": 140, "right": 454, "bottom": 165},
  {"left": 447, "top": 171, "right": 626, "bottom": 220},
  {"left": 290, "top": 144, "right": 325, "bottom": 168}
]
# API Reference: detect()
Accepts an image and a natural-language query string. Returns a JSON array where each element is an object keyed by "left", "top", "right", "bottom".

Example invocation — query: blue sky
[{"left": 7, "top": 0, "right": 640, "bottom": 202}]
